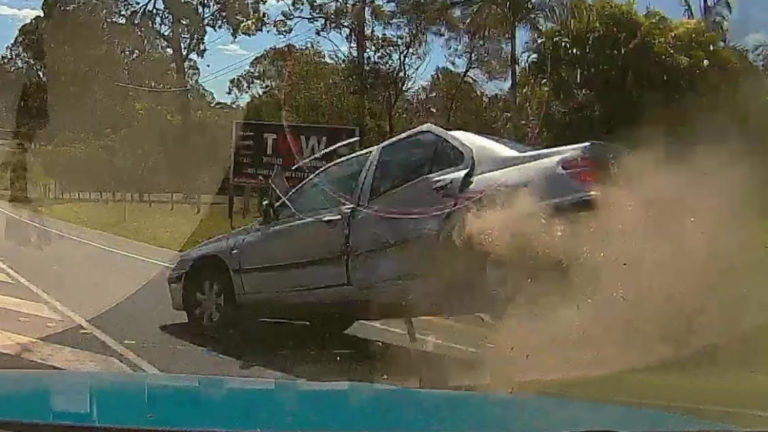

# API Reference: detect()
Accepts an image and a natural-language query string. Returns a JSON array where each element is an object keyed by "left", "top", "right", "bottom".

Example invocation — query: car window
[
  {"left": 432, "top": 139, "right": 465, "bottom": 172},
  {"left": 370, "top": 132, "right": 463, "bottom": 200},
  {"left": 278, "top": 152, "right": 369, "bottom": 217}
]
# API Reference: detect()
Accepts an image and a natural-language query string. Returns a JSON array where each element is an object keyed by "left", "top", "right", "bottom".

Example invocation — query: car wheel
[{"left": 183, "top": 266, "right": 236, "bottom": 334}]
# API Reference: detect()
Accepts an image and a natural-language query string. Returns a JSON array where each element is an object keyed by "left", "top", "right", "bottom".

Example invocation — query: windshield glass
[{"left": 1, "top": 0, "right": 767, "bottom": 431}]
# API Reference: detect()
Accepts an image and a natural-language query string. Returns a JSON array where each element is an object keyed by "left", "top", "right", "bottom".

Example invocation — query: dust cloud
[{"left": 461, "top": 141, "right": 768, "bottom": 384}]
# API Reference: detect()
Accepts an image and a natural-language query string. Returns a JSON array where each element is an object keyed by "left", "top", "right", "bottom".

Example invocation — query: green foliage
[
  {"left": 1, "top": 0, "right": 766, "bottom": 202},
  {"left": 520, "top": 0, "right": 754, "bottom": 145}
]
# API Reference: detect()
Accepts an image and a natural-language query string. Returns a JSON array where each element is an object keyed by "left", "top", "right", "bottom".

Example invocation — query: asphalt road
[{"left": 0, "top": 203, "right": 492, "bottom": 389}]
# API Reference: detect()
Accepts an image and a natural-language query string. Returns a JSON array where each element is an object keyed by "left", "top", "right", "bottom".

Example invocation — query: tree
[
  {"left": 125, "top": 0, "right": 265, "bottom": 138},
  {"left": 231, "top": 44, "right": 356, "bottom": 126},
  {"left": 681, "top": 0, "right": 734, "bottom": 41},
  {"left": 406, "top": 67, "right": 499, "bottom": 133},
  {"left": 276, "top": 0, "right": 436, "bottom": 143},
  {"left": 450, "top": 0, "right": 542, "bottom": 103},
  {"left": 368, "top": 7, "right": 430, "bottom": 136},
  {"left": 522, "top": 0, "right": 749, "bottom": 145}
]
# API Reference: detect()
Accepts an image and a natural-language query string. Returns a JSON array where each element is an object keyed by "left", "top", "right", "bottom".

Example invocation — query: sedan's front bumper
[{"left": 168, "top": 272, "right": 185, "bottom": 311}]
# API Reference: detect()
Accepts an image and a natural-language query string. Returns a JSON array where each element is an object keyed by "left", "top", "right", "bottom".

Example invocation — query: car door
[
  {"left": 235, "top": 151, "right": 371, "bottom": 295},
  {"left": 348, "top": 126, "right": 471, "bottom": 296}
]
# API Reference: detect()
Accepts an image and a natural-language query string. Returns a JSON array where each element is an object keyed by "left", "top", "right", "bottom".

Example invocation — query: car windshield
[{"left": 0, "top": 0, "right": 767, "bottom": 431}]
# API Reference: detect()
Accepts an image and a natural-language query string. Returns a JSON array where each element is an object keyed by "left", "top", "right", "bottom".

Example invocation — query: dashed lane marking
[
  {"left": 0, "top": 294, "right": 63, "bottom": 320},
  {"left": 353, "top": 321, "right": 480, "bottom": 355},
  {"left": 0, "top": 329, "right": 130, "bottom": 372},
  {"left": 0, "top": 259, "right": 160, "bottom": 373},
  {"left": 0, "top": 272, "right": 14, "bottom": 284}
]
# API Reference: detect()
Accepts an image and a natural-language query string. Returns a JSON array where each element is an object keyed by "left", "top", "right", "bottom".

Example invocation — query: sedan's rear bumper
[{"left": 544, "top": 191, "right": 598, "bottom": 213}]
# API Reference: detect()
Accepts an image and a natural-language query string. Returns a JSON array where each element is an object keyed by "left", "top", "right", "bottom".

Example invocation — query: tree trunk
[
  {"left": 508, "top": 19, "right": 518, "bottom": 105},
  {"left": 353, "top": 1, "right": 368, "bottom": 145},
  {"left": 447, "top": 50, "right": 474, "bottom": 125},
  {"left": 386, "top": 95, "right": 395, "bottom": 137},
  {"left": 170, "top": 13, "right": 191, "bottom": 145},
  {"left": 10, "top": 145, "right": 29, "bottom": 202},
  {"left": 242, "top": 185, "right": 251, "bottom": 218}
]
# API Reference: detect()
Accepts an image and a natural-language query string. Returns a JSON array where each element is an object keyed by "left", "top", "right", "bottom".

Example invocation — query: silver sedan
[{"left": 168, "top": 124, "right": 614, "bottom": 333}]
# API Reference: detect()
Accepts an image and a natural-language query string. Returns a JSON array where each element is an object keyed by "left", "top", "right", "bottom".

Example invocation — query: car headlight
[{"left": 168, "top": 259, "right": 193, "bottom": 283}]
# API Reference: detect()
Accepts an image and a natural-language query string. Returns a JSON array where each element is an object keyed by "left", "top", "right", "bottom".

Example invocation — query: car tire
[{"left": 183, "top": 265, "right": 237, "bottom": 335}]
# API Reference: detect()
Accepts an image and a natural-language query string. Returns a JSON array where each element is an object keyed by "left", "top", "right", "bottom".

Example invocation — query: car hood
[
  {"left": 179, "top": 225, "right": 252, "bottom": 262},
  {"left": 0, "top": 371, "right": 727, "bottom": 432}
]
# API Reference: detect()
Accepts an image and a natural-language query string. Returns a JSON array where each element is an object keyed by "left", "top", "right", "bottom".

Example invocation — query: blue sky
[{"left": 1, "top": 0, "right": 765, "bottom": 101}]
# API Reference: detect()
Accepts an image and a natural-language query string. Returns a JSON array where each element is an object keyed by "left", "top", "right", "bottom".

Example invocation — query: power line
[
  {"left": 199, "top": 27, "right": 316, "bottom": 84},
  {"left": 113, "top": 27, "right": 318, "bottom": 92},
  {"left": 199, "top": 53, "right": 259, "bottom": 83},
  {"left": 114, "top": 82, "right": 190, "bottom": 92}
]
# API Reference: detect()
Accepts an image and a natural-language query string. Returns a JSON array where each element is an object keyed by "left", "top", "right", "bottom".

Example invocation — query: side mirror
[{"left": 261, "top": 196, "right": 277, "bottom": 225}]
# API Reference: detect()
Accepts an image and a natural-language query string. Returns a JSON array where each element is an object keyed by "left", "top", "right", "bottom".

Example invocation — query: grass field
[
  {"left": 36, "top": 201, "right": 257, "bottom": 251},
  {"left": 31, "top": 200, "right": 768, "bottom": 428},
  {"left": 520, "top": 322, "right": 768, "bottom": 428}
]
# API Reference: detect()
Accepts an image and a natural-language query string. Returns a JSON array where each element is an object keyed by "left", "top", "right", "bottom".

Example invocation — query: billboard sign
[{"left": 231, "top": 121, "right": 359, "bottom": 187}]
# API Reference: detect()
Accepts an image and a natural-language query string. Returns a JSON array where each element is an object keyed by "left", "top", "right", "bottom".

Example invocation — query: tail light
[{"left": 560, "top": 155, "right": 598, "bottom": 186}]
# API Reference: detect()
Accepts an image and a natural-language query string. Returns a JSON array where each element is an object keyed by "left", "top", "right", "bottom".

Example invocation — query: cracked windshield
[{"left": 0, "top": 0, "right": 767, "bottom": 431}]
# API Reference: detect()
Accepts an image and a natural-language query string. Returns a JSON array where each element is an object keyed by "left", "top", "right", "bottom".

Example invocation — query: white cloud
[
  {"left": 0, "top": 5, "right": 42, "bottom": 23},
  {"left": 217, "top": 43, "right": 249, "bottom": 56}
]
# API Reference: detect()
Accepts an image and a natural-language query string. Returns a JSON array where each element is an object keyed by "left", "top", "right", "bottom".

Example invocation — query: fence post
[
  {"left": 242, "top": 185, "right": 251, "bottom": 218},
  {"left": 195, "top": 194, "right": 201, "bottom": 214},
  {"left": 169, "top": 192, "right": 174, "bottom": 211}
]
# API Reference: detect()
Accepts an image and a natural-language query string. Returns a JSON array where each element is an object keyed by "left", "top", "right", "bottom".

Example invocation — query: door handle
[
  {"left": 432, "top": 179, "right": 452, "bottom": 192},
  {"left": 321, "top": 214, "right": 342, "bottom": 223}
]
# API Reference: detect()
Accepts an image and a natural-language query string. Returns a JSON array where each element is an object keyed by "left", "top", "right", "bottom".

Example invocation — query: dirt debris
[{"left": 461, "top": 144, "right": 768, "bottom": 385}]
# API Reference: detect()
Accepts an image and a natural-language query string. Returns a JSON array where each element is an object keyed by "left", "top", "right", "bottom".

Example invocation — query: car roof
[{"left": 449, "top": 131, "right": 523, "bottom": 156}]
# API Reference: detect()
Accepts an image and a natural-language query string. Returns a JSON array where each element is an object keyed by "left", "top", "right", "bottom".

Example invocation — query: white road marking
[
  {"left": 355, "top": 321, "right": 479, "bottom": 354},
  {"left": 0, "top": 260, "right": 160, "bottom": 373},
  {"left": 0, "top": 329, "right": 130, "bottom": 372},
  {"left": 0, "top": 272, "right": 14, "bottom": 284},
  {"left": 0, "top": 294, "right": 63, "bottom": 320},
  {"left": 0, "top": 206, "right": 173, "bottom": 268}
]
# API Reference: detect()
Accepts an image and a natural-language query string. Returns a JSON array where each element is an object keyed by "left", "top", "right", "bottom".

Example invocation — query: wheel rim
[{"left": 193, "top": 279, "right": 225, "bottom": 328}]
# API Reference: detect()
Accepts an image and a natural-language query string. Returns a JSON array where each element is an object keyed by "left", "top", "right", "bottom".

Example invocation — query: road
[{"left": 0, "top": 202, "right": 493, "bottom": 389}]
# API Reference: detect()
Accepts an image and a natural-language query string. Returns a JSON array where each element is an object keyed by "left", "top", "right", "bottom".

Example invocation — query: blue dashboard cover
[{"left": 0, "top": 371, "right": 726, "bottom": 432}]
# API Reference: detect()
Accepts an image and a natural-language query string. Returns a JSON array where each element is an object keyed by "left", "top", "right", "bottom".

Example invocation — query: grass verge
[
  {"left": 35, "top": 201, "right": 257, "bottom": 251},
  {"left": 520, "top": 322, "right": 768, "bottom": 428}
]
